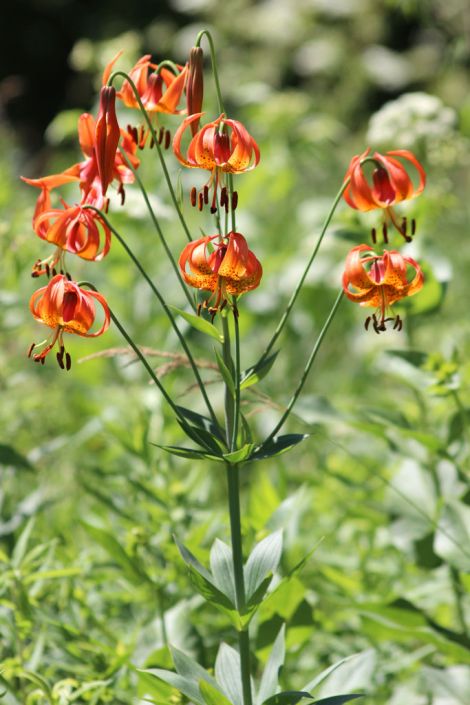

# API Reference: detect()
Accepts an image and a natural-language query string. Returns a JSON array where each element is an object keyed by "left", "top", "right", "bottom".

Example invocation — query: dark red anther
[
  {"left": 220, "top": 187, "right": 227, "bottom": 207},
  {"left": 56, "top": 347, "right": 65, "bottom": 369},
  {"left": 149, "top": 136, "right": 155, "bottom": 149},
  {"left": 66, "top": 272, "right": 72, "bottom": 281},
  {"left": 203, "top": 185, "right": 209, "bottom": 204},
  {"left": 365, "top": 316, "right": 371, "bottom": 331},
  {"left": 197, "top": 303, "right": 202, "bottom": 316},
  {"left": 40, "top": 357, "right": 45, "bottom": 365},
  {"left": 411, "top": 218, "right": 416, "bottom": 235},
  {"left": 52, "top": 268, "right": 57, "bottom": 276},
  {"left": 231, "top": 191, "right": 238, "bottom": 211},
  {"left": 210, "top": 205, "right": 217, "bottom": 214},
  {"left": 198, "top": 192, "right": 204, "bottom": 211},
  {"left": 371, "top": 227, "right": 377, "bottom": 244},
  {"left": 382, "top": 223, "right": 388, "bottom": 244},
  {"left": 138, "top": 126, "right": 146, "bottom": 149},
  {"left": 27, "top": 343, "right": 35, "bottom": 358},
  {"left": 164, "top": 129, "right": 171, "bottom": 150},
  {"left": 46, "top": 264, "right": 51, "bottom": 277},
  {"left": 32, "top": 271, "right": 39, "bottom": 278},
  {"left": 65, "top": 352, "right": 72, "bottom": 371},
  {"left": 190, "top": 186, "right": 197, "bottom": 207},
  {"left": 158, "top": 126, "right": 165, "bottom": 145}
]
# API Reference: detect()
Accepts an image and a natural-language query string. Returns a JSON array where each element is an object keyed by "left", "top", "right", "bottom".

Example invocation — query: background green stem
[
  {"left": 259, "top": 181, "right": 348, "bottom": 364},
  {"left": 82, "top": 209, "right": 218, "bottom": 427},
  {"left": 226, "top": 464, "right": 253, "bottom": 705},
  {"left": 119, "top": 148, "right": 195, "bottom": 310},
  {"left": 263, "top": 290, "right": 343, "bottom": 444}
]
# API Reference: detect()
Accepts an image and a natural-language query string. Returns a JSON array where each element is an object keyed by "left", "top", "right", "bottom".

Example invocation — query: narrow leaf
[
  {"left": 152, "top": 443, "right": 222, "bottom": 461},
  {"left": 174, "top": 537, "right": 213, "bottom": 583},
  {"left": 312, "top": 695, "right": 362, "bottom": 705},
  {"left": 262, "top": 692, "right": 311, "bottom": 705},
  {"left": 199, "top": 679, "right": 234, "bottom": 705},
  {"left": 210, "top": 540, "right": 236, "bottom": 605},
  {"left": 244, "top": 530, "right": 283, "bottom": 601},
  {"left": 223, "top": 444, "right": 255, "bottom": 464},
  {"left": 140, "top": 669, "right": 204, "bottom": 705},
  {"left": 250, "top": 435, "right": 309, "bottom": 461},
  {"left": 171, "top": 646, "right": 221, "bottom": 692},
  {"left": 215, "top": 643, "right": 243, "bottom": 705},
  {"left": 257, "top": 625, "right": 286, "bottom": 705},
  {"left": 170, "top": 306, "right": 223, "bottom": 342},
  {"left": 175, "top": 406, "right": 225, "bottom": 442},
  {"left": 240, "top": 351, "right": 279, "bottom": 390},
  {"left": 214, "top": 348, "right": 236, "bottom": 398}
]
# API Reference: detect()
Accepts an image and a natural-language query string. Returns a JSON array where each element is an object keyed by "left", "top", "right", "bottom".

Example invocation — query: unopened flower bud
[{"left": 186, "top": 46, "right": 204, "bottom": 136}]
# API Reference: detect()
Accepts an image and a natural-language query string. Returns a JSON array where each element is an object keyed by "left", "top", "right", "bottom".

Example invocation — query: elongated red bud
[
  {"left": 95, "top": 86, "right": 120, "bottom": 196},
  {"left": 186, "top": 46, "right": 204, "bottom": 136}
]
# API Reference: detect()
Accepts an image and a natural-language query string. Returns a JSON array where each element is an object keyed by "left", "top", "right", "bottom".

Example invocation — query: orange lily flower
[
  {"left": 31, "top": 199, "right": 111, "bottom": 277},
  {"left": 343, "top": 148, "right": 426, "bottom": 242},
  {"left": 103, "top": 52, "right": 188, "bottom": 115},
  {"left": 179, "top": 232, "right": 262, "bottom": 316},
  {"left": 342, "top": 244, "right": 424, "bottom": 333},
  {"left": 173, "top": 113, "right": 260, "bottom": 213},
  {"left": 29, "top": 275, "right": 110, "bottom": 369}
]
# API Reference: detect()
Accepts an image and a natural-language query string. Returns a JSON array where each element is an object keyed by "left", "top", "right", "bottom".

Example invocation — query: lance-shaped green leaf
[
  {"left": 214, "top": 347, "right": 236, "bottom": 398},
  {"left": 170, "top": 306, "right": 224, "bottom": 342},
  {"left": 171, "top": 646, "right": 222, "bottom": 693},
  {"left": 244, "top": 530, "right": 283, "bottom": 601},
  {"left": 0, "top": 444, "right": 34, "bottom": 471},
  {"left": 140, "top": 669, "right": 204, "bottom": 705},
  {"left": 176, "top": 419, "right": 225, "bottom": 456},
  {"left": 250, "top": 435, "right": 310, "bottom": 461},
  {"left": 175, "top": 537, "right": 239, "bottom": 625},
  {"left": 210, "top": 540, "right": 236, "bottom": 605},
  {"left": 80, "top": 521, "right": 150, "bottom": 585},
  {"left": 240, "top": 350, "right": 279, "bottom": 390},
  {"left": 176, "top": 405, "right": 225, "bottom": 443},
  {"left": 257, "top": 625, "right": 286, "bottom": 705},
  {"left": 215, "top": 643, "right": 243, "bottom": 705},
  {"left": 223, "top": 444, "right": 255, "bottom": 464},
  {"left": 312, "top": 696, "right": 362, "bottom": 705},
  {"left": 152, "top": 444, "right": 223, "bottom": 461},
  {"left": 200, "top": 680, "right": 234, "bottom": 705},
  {"left": 261, "top": 692, "right": 311, "bottom": 705}
]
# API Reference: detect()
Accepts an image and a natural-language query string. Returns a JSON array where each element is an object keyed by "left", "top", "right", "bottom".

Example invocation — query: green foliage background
[{"left": 1, "top": 1, "right": 470, "bottom": 703}]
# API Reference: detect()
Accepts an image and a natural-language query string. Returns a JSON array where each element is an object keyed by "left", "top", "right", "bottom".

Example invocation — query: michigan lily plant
[{"left": 20, "top": 30, "right": 428, "bottom": 705}]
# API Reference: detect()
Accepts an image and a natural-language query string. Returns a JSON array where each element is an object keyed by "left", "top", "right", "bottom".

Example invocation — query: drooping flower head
[
  {"left": 31, "top": 198, "right": 111, "bottom": 277},
  {"left": 173, "top": 113, "right": 260, "bottom": 214},
  {"left": 29, "top": 275, "right": 110, "bottom": 369},
  {"left": 342, "top": 244, "right": 424, "bottom": 333},
  {"left": 179, "top": 232, "right": 262, "bottom": 317},
  {"left": 343, "top": 148, "right": 426, "bottom": 242}
]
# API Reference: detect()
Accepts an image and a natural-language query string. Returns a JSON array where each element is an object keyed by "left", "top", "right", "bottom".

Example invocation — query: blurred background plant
[{"left": 1, "top": 0, "right": 469, "bottom": 704}]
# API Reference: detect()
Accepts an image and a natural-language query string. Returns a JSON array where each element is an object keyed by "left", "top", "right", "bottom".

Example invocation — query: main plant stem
[{"left": 221, "top": 312, "right": 253, "bottom": 705}]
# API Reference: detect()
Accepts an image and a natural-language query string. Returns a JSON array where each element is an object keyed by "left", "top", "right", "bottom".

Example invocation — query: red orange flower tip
[
  {"left": 179, "top": 232, "right": 262, "bottom": 316},
  {"left": 29, "top": 275, "right": 110, "bottom": 369},
  {"left": 342, "top": 243, "right": 424, "bottom": 333},
  {"left": 343, "top": 148, "right": 426, "bottom": 242}
]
